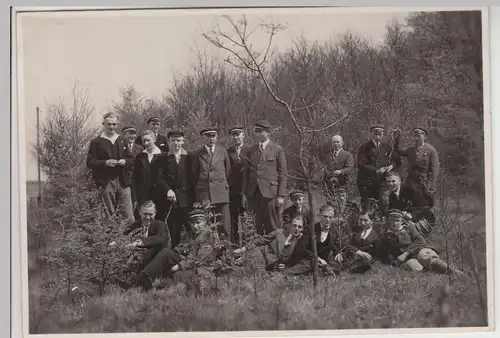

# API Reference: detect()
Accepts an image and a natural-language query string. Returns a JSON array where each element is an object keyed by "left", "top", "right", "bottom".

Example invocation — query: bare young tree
[{"left": 203, "top": 15, "right": 357, "bottom": 291}]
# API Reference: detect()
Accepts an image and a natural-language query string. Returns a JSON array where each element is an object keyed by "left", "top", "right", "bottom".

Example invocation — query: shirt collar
[
  {"left": 205, "top": 145, "right": 215, "bottom": 152},
  {"left": 143, "top": 145, "right": 161, "bottom": 155},
  {"left": 259, "top": 139, "right": 270, "bottom": 149},
  {"left": 372, "top": 139, "right": 380, "bottom": 147},
  {"left": 167, "top": 148, "right": 187, "bottom": 156},
  {"left": 100, "top": 132, "right": 119, "bottom": 142},
  {"left": 361, "top": 227, "right": 372, "bottom": 239}
]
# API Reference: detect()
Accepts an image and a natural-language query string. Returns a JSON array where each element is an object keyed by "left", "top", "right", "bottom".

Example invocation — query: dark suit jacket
[
  {"left": 123, "top": 219, "right": 171, "bottom": 249},
  {"left": 305, "top": 222, "right": 349, "bottom": 261},
  {"left": 253, "top": 229, "right": 309, "bottom": 268},
  {"left": 135, "top": 133, "right": 169, "bottom": 153},
  {"left": 86, "top": 134, "right": 129, "bottom": 188},
  {"left": 347, "top": 227, "right": 382, "bottom": 259},
  {"left": 282, "top": 205, "right": 311, "bottom": 225},
  {"left": 388, "top": 185, "right": 430, "bottom": 211},
  {"left": 132, "top": 151, "right": 161, "bottom": 204},
  {"left": 357, "top": 139, "right": 401, "bottom": 184},
  {"left": 323, "top": 149, "right": 354, "bottom": 187},
  {"left": 123, "top": 142, "right": 144, "bottom": 200},
  {"left": 150, "top": 149, "right": 193, "bottom": 208},
  {"left": 242, "top": 141, "right": 287, "bottom": 199},
  {"left": 190, "top": 145, "right": 231, "bottom": 204},
  {"left": 227, "top": 144, "right": 248, "bottom": 197}
]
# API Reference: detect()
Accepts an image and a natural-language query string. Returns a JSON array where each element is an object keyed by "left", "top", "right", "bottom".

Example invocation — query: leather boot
[{"left": 430, "top": 259, "right": 470, "bottom": 280}]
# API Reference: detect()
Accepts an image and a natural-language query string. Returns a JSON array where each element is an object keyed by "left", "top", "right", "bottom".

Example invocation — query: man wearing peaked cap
[
  {"left": 121, "top": 125, "right": 144, "bottom": 219},
  {"left": 357, "top": 124, "right": 401, "bottom": 213},
  {"left": 135, "top": 116, "right": 169, "bottom": 153},
  {"left": 392, "top": 126, "right": 439, "bottom": 207},
  {"left": 282, "top": 189, "right": 310, "bottom": 227},
  {"left": 241, "top": 120, "right": 288, "bottom": 235},
  {"left": 227, "top": 126, "right": 248, "bottom": 244},
  {"left": 189, "top": 125, "right": 232, "bottom": 239}
]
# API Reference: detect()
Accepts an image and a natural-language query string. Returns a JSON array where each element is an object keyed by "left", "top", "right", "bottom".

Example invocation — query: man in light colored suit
[
  {"left": 242, "top": 120, "right": 287, "bottom": 235},
  {"left": 323, "top": 134, "right": 354, "bottom": 205},
  {"left": 190, "top": 127, "right": 232, "bottom": 238}
]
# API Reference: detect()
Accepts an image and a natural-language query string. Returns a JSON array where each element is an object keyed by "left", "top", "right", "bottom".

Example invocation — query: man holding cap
[
  {"left": 393, "top": 127, "right": 440, "bottom": 206},
  {"left": 135, "top": 116, "right": 169, "bottom": 153},
  {"left": 227, "top": 126, "right": 248, "bottom": 244},
  {"left": 242, "top": 120, "right": 287, "bottom": 235},
  {"left": 190, "top": 127, "right": 232, "bottom": 238},
  {"left": 357, "top": 124, "right": 400, "bottom": 213},
  {"left": 150, "top": 129, "right": 193, "bottom": 248}
]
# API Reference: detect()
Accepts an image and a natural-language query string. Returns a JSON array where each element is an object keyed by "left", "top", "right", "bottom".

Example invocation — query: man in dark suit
[
  {"left": 123, "top": 201, "right": 181, "bottom": 292},
  {"left": 282, "top": 190, "right": 311, "bottom": 226},
  {"left": 241, "top": 120, "right": 288, "bottom": 235},
  {"left": 121, "top": 126, "right": 144, "bottom": 219},
  {"left": 386, "top": 171, "right": 435, "bottom": 237},
  {"left": 150, "top": 130, "right": 193, "bottom": 248},
  {"left": 346, "top": 213, "right": 382, "bottom": 273},
  {"left": 135, "top": 116, "right": 169, "bottom": 153},
  {"left": 87, "top": 112, "right": 134, "bottom": 224},
  {"left": 323, "top": 134, "right": 354, "bottom": 205},
  {"left": 357, "top": 124, "right": 401, "bottom": 213},
  {"left": 190, "top": 127, "right": 232, "bottom": 238},
  {"left": 227, "top": 126, "right": 248, "bottom": 244},
  {"left": 132, "top": 130, "right": 162, "bottom": 209}
]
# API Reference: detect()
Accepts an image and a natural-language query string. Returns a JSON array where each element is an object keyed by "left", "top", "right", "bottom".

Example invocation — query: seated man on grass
[
  {"left": 119, "top": 201, "right": 181, "bottom": 292},
  {"left": 234, "top": 215, "right": 310, "bottom": 275},
  {"left": 380, "top": 209, "right": 468, "bottom": 279},
  {"left": 345, "top": 212, "right": 382, "bottom": 273},
  {"left": 385, "top": 171, "right": 436, "bottom": 237},
  {"left": 282, "top": 190, "right": 311, "bottom": 227}
]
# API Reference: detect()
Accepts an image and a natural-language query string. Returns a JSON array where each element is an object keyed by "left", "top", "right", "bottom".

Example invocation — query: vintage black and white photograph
[{"left": 15, "top": 6, "right": 492, "bottom": 335}]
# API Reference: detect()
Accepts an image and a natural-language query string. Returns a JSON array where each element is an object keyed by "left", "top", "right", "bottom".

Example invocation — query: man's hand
[
  {"left": 333, "top": 170, "right": 342, "bottom": 176},
  {"left": 167, "top": 190, "right": 177, "bottom": 201},
  {"left": 318, "top": 257, "right": 328, "bottom": 267},
  {"left": 392, "top": 128, "right": 402, "bottom": 138},
  {"left": 376, "top": 167, "right": 385, "bottom": 174},
  {"left": 276, "top": 197, "right": 285, "bottom": 206},
  {"left": 109, "top": 241, "right": 117, "bottom": 247},
  {"left": 105, "top": 159, "right": 118, "bottom": 167},
  {"left": 117, "top": 159, "right": 126, "bottom": 166},
  {"left": 171, "top": 264, "right": 180, "bottom": 272},
  {"left": 126, "top": 240, "right": 143, "bottom": 248},
  {"left": 402, "top": 211, "right": 412, "bottom": 220},
  {"left": 386, "top": 165, "right": 394, "bottom": 172},
  {"left": 334, "top": 253, "right": 343, "bottom": 263},
  {"left": 277, "top": 263, "right": 285, "bottom": 271},
  {"left": 241, "top": 195, "right": 248, "bottom": 209},
  {"left": 356, "top": 250, "right": 372, "bottom": 261},
  {"left": 397, "top": 251, "right": 409, "bottom": 262}
]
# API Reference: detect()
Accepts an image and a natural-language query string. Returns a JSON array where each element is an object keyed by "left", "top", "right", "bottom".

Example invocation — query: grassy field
[{"left": 28, "top": 195, "right": 489, "bottom": 334}]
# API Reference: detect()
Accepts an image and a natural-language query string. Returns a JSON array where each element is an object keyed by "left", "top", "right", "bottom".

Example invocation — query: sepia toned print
[{"left": 16, "top": 6, "right": 491, "bottom": 335}]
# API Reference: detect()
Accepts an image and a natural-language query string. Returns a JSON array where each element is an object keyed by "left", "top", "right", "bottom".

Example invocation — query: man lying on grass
[
  {"left": 234, "top": 215, "right": 310, "bottom": 275},
  {"left": 380, "top": 209, "right": 468, "bottom": 279}
]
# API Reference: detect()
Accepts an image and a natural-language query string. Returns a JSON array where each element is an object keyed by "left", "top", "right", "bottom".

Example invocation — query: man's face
[
  {"left": 103, "top": 117, "right": 118, "bottom": 134},
  {"left": 169, "top": 136, "right": 185, "bottom": 151},
  {"left": 140, "top": 206, "right": 156, "bottom": 225},
  {"left": 203, "top": 133, "right": 217, "bottom": 146},
  {"left": 254, "top": 129, "right": 269, "bottom": 143},
  {"left": 388, "top": 215, "right": 403, "bottom": 230},
  {"left": 331, "top": 136, "right": 343, "bottom": 151},
  {"left": 142, "top": 134, "right": 156, "bottom": 149},
  {"left": 358, "top": 214, "right": 372, "bottom": 230},
  {"left": 386, "top": 175, "right": 401, "bottom": 192},
  {"left": 412, "top": 131, "right": 425, "bottom": 144},
  {"left": 190, "top": 217, "right": 207, "bottom": 233},
  {"left": 319, "top": 209, "right": 335, "bottom": 230},
  {"left": 124, "top": 131, "right": 137, "bottom": 143},
  {"left": 289, "top": 219, "right": 304, "bottom": 237},
  {"left": 372, "top": 129, "right": 384, "bottom": 142},
  {"left": 231, "top": 131, "right": 245, "bottom": 145},
  {"left": 291, "top": 196, "right": 304, "bottom": 208},
  {"left": 335, "top": 191, "right": 347, "bottom": 204},
  {"left": 148, "top": 121, "right": 161, "bottom": 133}
]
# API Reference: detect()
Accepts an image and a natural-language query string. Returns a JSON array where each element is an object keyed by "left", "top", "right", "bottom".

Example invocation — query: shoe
[{"left": 137, "top": 271, "right": 153, "bottom": 292}]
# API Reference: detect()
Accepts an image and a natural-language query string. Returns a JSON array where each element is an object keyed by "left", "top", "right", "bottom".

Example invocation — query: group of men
[{"left": 87, "top": 112, "right": 464, "bottom": 292}]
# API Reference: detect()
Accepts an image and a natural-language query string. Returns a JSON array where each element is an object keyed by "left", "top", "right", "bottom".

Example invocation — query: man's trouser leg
[
  {"left": 101, "top": 178, "right": 118, "bottom": 218},
  {"left": 229, "top": 195, "right": 242, "bottom": 244},
  {"left": 142, "top": 248, "right": 181, "bottom": 279},
  {"left": 167, "top": 206, "right": 188, "bottom": 249},
  {"left": 283, "top": 259, "right": 313, "bottom": 276},
  {"left": 214, "top": 203, "right": 231, "bottom": 238},
  {"left": 250, "top": 190, "right": 265, "bottom": 235},
  {"left": 116, "top": 184, "right": 135, "bottom": 224}
]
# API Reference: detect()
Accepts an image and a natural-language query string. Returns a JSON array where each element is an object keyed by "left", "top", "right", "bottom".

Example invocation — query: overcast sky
[{"left": 18, "top": 7, "right": 409, "bottom": 181}]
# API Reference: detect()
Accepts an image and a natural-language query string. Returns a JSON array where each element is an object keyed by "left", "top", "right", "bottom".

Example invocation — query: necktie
[
  {"left": 259, "top": 144, "right": 264, "bottom": 153},
  {"left": 129, "top": 144, "right": 133, "bottom": 153}
]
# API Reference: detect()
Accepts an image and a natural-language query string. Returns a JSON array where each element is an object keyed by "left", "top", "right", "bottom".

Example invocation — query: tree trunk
[{"left": 306, "top": 176, "right": 319, "bottom": 293}]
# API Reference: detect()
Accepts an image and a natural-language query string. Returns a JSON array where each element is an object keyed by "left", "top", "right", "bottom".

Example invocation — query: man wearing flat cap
[
  {"left": 392, "top": 127, "right": 440, "bottom": 207},
  {"left": 150, "top": 130, "right": 193, "bottom": 248},
  {"left": 227, "top": 126, "right": 248, "bottom": 244},
  {"left": 135, "top": 116, "right": 169, "bottom": 153},
  {"left": 357, "top": 124, "right": 401, "bottom": 213},
  {"left": 282, "top": 190, "right": 311, "bottom": 227},
  {"left": 241, "top": 120, "right": 288, "bottom": 235},
  {"left": 121, "top": 126, "right": 144, "bottom": 219},
  {"left": 189, "top": 127, "right": 232, "bottom": 238}
]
